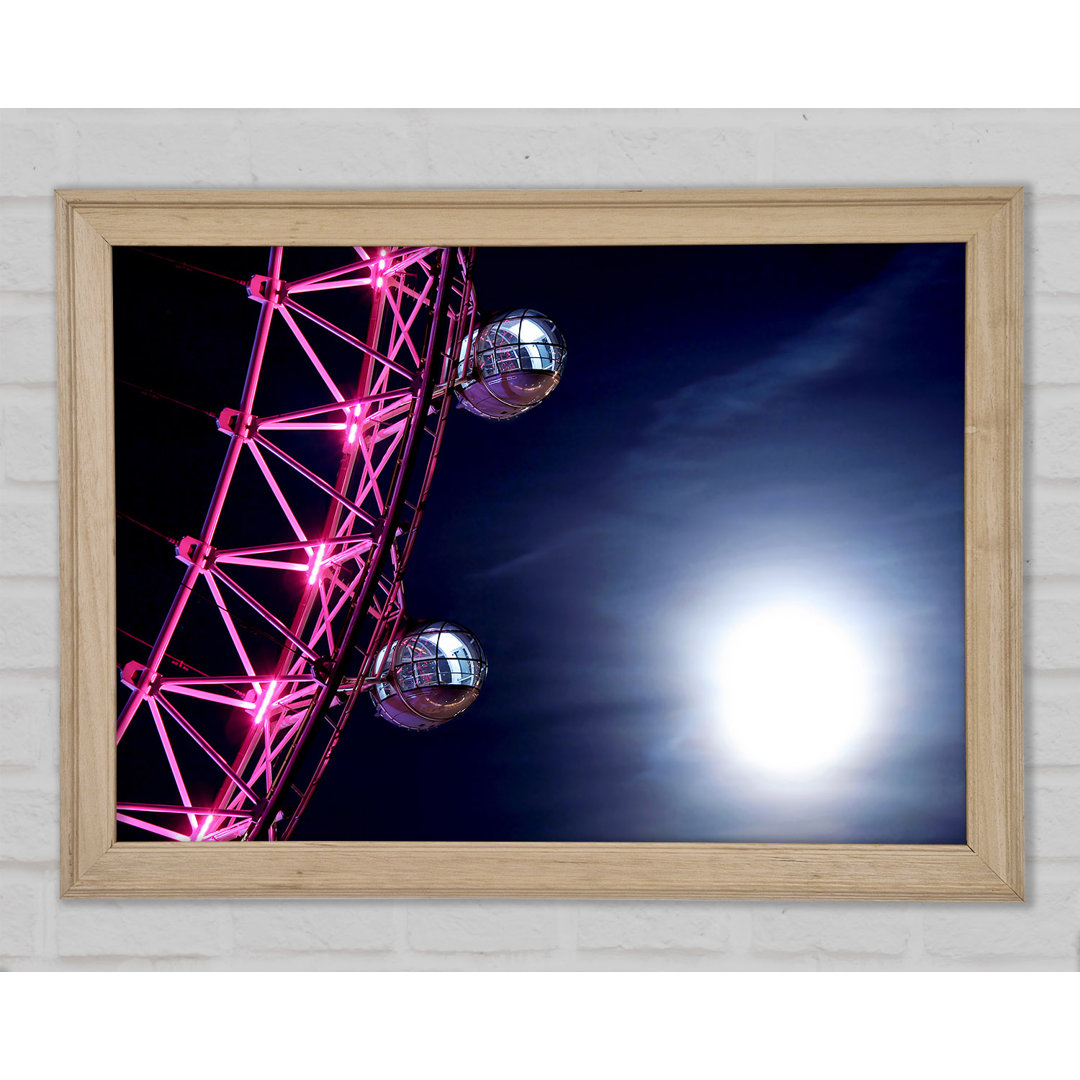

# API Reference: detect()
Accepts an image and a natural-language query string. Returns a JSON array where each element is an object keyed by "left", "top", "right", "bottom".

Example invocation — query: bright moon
[{"left": 714, "top": 605, "right": 871, "bottom": 772}]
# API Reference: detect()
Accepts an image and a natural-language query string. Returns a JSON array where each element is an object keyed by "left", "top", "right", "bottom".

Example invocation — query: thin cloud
[
  {"left": 643, "top": 246, "right": 955, "bottom": 442},
  {"left": 467, "top": 524, "right": 604, "bottom": 581}
]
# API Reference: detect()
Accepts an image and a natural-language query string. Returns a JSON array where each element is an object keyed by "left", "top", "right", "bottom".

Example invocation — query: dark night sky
[{"left": 114, "top": 242, "right": 966, "bottom": 844}]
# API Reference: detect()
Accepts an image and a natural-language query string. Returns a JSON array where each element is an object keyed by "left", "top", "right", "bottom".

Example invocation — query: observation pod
[
  {"left": 371, "top": 620, "right": 488, "bottom": 732},
  {"left": 455, "top": 307, "right": 567, "bottom": 420}
]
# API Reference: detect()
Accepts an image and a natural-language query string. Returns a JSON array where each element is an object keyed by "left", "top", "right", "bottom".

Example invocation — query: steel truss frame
[{"left": 116, "top": 245, "right": 477, "bottom": 841}]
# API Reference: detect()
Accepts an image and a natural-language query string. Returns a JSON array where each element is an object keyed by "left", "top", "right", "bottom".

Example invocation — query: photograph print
[{"left": 113, "top": 239, "right": 966, "bottom": 845}]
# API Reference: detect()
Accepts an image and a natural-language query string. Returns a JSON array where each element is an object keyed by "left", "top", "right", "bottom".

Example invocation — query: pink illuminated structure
[{"left": 116, "top": 246, "right": 477, "bottom": 841}]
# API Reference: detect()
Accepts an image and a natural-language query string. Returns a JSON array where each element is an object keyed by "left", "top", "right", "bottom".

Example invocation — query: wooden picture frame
[{"left": 57, "top": 187, "right": 1023, "bottom": 899}]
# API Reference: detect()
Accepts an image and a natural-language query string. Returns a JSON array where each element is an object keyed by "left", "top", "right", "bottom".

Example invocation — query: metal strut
[{"left": 115, "top": 245, "right": 477, "bottom": 843}]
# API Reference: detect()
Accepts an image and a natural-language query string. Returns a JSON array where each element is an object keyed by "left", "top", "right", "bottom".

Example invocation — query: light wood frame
[{"left": 57, "top": 187, "right": 1023, "bottom": 899}]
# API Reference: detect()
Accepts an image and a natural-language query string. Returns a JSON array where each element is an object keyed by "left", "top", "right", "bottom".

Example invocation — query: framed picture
[{"left": 58, "top": 187, "right": 1023, "bottom": 899}]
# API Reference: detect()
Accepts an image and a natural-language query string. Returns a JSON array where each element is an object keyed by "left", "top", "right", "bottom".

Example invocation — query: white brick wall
[
  {"left": 0, "top": 197, "right": 54, "bottom": 293},
  {"left": 2, "top": 388, "right": 58, "bottom": 483},
  {"left": 55, "top": 900, "right": 231, "bottom": 959},
  {"left": 230, "top": 900, "right": 399, "bottom": 955},
  {"left": 1, "top": 108, "right": 1077, "bottom": 970},
  {"left": 406, "top": 900, "right": 563, "bottom": 954},
  {"left": 921, "top": 863, "right": 1080, "bottom": 962},
  {"left": 750, "top": 904, "right": 912, "bottom": 957},
  {"left": 577, "top": 901, "right": 735, "bottom": 952},
  {"left": 0, "top": 677, "right": 55, "bottom": 767}
]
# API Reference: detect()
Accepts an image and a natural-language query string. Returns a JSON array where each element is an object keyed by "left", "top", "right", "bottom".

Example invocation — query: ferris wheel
[{"left": 114, "top": 245, "right": 566, "bottom": 842}]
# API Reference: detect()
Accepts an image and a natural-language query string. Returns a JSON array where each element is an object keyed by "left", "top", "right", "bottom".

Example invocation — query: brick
[
  {"left": 231, "top": 900, "right": 396, "bottom": 952},
  {"left": 0, "top": 871, "right": 42, "bottom": 956},
  {"left": 1029, "top": 593, "right": 1080, "bottom": 670},
  {"left": 0, "top": 301, "right": 56, "bottom": 385},
  {"left": 0, "top": 786, "right": 57, "bottom": 863},
  {"left": 56, "top": 900, "right": 230, "bottom": 957},
  {"left": 752, "top": 905, "right": 911, "bottom": 955},
  {"left": 1030, "top": 770, "right": 1080, "bottom": 859},
  {"left": 922, "top": 865, "right": 1080, "bottom": 960},
  {"left": 418, "top": 114, "right": 601, "bottom": 187},
  {"left": 577, "top": 901, "right": 731, "bottom": 950},
  {"left": 1030, "top": 392, "right": 1080, "bottom": 480},
  {"left": 1028, "top": 489, "right": 1080, "bottom": 577},
  {"left": 247, "top": 110, "right": 426, "bottom": 187},
  {"left": 594, "top": 123, "right": 757, "bottom": 187},
  {"left": 0, "top": 496, "right": 58, "bottom": 576},
  {"left": 2, "top": 387, "right": 57, "bottom": 482},
  {"left": 73, "top": 111, "right": 248, "bottom": 187},
  {"left": 0, "top": 582, "right": 58, "bottom": 671},
  {"left": 1032, "top": 219, "right": 1080, "bottom": 296},
  {"left": 1029, "top": 311, "right": 1080, "bottom": 386},
  {"left": 0, "top": 676, "right": 56, "bottom": 768},
  {"left": 948, "top": 120, "right": 1080, "bottom": 196},
  {"left": 0, "top": 199, "right": 54, "bottom": 293},
  {"left": 1027, "top": 676, "right": 1080, "bottom": 766},
  {"left": 407, "top": 901, "right": 560, "bottom": 953},
  {"left": 0, "top": 112, "right": 77, "bottom": 197},
  {"left": 774, "top": 121, "right": 951, "bottom": 185}
]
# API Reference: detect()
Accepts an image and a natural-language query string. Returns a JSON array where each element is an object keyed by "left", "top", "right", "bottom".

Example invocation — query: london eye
[{"left": 114, "top": 245, "right": 565, "bottom": 842}]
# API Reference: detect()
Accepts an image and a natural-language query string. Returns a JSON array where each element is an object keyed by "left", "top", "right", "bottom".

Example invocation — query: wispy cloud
[
  {"left": 466, "top": 524, "right": 604, "bottom": 581},
  {"left": 643, "top": 246, "right": 953, "bottom": 442}
]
